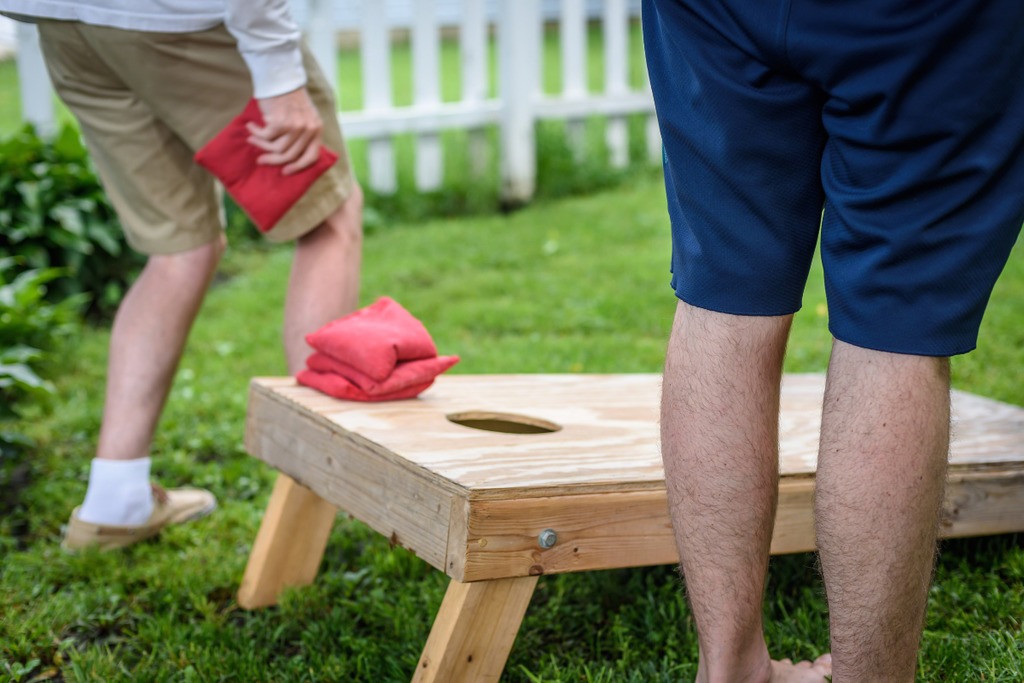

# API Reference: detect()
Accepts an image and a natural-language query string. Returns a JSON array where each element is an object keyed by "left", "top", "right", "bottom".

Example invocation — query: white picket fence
[{"left": 14, "top": 0, "right": 658, "bottom": 202}]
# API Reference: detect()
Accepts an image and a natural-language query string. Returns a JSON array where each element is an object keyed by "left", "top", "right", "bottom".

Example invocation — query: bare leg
[
  {"left": 95, "top": 236, "right": 226, "bottom": 461},
  {"left": 816, "top": 341, "right": 949, "bottom": 682},
  {"left": 283, "top": 184, "right": 363, "bottom": 374},
  {"left": 95, "top": 178, "right": 360, "bottom": 459},
  {"left": 662, "top": 301, "right": 830, "bottom": 683},
  {"left": 238, "top": 187, "right": 363, "bottom": 608}
]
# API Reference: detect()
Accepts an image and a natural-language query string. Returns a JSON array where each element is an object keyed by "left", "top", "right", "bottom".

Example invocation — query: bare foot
[{"left": 770, "top": 654, "right": 832, "bottom": 681}]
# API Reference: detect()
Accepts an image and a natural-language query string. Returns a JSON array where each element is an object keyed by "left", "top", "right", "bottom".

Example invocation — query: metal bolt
[{"left": 538, "top": 529, "right": 558, "bottom": 549}]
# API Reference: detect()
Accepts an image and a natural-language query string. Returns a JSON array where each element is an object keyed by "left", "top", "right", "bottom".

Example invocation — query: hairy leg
[
  {"left": 95, "top": 236, "right": 226, "bottom": 461},
  {"left": 662, "top": 301, "right": 830, "bottom": 683},
  {"left": 235, "top": 185, "right": 363, "bottom": 604},
  {"left": 283, "top": 184, "right": 363, "bottom": 374},
  {"left": 816, "top": 341, "right": 950, "bottom": 682}
]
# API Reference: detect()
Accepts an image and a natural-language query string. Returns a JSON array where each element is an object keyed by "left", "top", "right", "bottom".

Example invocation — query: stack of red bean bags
[{"left": 297, "top": 297, "right": 459, "bottom": 401}]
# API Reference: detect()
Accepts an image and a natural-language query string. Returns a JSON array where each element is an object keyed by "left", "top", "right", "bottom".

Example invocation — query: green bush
[
  {"left": 0, "top": 124, "right": 142, "bottom": 318},
  {"left": 0, "top": 257, "right": 82, "bottom": 460}
]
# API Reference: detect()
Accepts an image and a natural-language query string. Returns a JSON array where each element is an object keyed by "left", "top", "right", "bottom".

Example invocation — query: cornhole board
[{"left": 237, "top": 374, "right": 1024, "bottom": 682}]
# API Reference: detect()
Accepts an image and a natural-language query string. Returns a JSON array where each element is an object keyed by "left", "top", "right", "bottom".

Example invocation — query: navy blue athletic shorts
[{"left": 643, "top": 0, "right": 1024, "bottom": 356}]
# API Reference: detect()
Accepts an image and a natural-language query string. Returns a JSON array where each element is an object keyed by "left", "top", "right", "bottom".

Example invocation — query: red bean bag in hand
[{"left": 194, "top": 99, "right": 338, "bottom": 233}]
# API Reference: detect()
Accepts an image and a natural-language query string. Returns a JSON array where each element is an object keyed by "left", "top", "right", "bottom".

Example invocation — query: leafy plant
[
  {"left": 2, "top": 658, "right": 42, "bottom": 683},
  {"left": 0, "top": 257, "right": 81, "bottom": 458},
  {"left": 0, "top": 346, "right": 52, "bottom": 414},
  {"left": 0, "top": 124, "right": 142, "bottom": 318}
]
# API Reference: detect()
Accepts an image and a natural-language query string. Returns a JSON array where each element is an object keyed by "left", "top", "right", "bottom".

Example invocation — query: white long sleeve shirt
[{"left": 0, "top": 0, "right": 306, "bottom": 98}]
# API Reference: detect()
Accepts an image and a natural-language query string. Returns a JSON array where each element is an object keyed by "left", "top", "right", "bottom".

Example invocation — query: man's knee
[
  {"left": 299, "top": 183, "right": 364, "bottom": 249},
  {"left": 143, "top": 233, "right": 226, "bottom": 279}
]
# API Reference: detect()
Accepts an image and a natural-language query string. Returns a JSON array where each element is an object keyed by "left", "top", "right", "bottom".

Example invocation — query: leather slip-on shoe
[{"left": 62, "top": 484, "right": 217, "bottom": 552}]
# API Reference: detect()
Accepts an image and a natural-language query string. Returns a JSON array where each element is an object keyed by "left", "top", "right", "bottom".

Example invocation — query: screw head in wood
[{"left": 538, "top": 528, "right": 558, "bottom": 549}]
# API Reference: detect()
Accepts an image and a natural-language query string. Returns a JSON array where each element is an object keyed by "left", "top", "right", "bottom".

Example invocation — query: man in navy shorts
[{"left": 644, "top": 0, "right": 1023, "bottom": 680}]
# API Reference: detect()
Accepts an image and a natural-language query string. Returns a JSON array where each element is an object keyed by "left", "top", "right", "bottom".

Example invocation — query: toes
[{"left": 771, "top": 654, "right": 833, "bottom": 680}]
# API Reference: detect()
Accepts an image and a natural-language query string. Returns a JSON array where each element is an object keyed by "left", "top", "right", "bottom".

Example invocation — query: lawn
[
  {"left": 1, "top": 18, "right": 1022, "bottom": 682},
  {"left": 1, "top": 169, "right": 1022, "bottom": 681}
]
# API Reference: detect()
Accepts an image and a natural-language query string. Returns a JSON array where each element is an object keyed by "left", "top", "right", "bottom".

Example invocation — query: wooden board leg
[
  {"left": 413, "top": 576, "right": 539, "bottom": 683},
  {"left": 237, "top": 473, "right": 338, "bottom": 609}
]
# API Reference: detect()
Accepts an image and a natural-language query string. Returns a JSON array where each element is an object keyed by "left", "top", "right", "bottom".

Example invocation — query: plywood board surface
[{"left": 251, "top": 374, "right": 1024, "bottom": 497}]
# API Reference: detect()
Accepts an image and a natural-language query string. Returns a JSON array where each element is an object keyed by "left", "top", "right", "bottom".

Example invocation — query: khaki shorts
[{"left": 37, "top": 20, "right": 356, "bottom": 255}]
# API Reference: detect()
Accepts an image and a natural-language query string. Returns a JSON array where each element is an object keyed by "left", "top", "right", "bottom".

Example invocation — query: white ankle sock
[{"left": 77, "top": 457, "right": 154, "bottom": 526}]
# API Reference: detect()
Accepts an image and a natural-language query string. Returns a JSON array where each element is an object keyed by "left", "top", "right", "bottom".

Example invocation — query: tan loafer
[{"left": 62, "top": 484, "right": 217, "bottom": 551}]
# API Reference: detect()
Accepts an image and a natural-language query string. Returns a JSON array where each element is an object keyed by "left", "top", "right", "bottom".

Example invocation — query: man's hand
[{"left": 247, "top": 87, "right": 323, "bottom": 175}]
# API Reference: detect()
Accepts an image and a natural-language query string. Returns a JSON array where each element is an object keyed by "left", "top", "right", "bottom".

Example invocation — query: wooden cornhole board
[{"left": 237, "top": 374, "right": 1024, "bottom": 682}]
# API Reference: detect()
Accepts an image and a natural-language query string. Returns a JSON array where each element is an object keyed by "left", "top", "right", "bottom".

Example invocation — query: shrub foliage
[
  {"left": 0, "top": 257, "right": 81, "bottom": 459},
  {"left": 0, "top": 125, "right": 141, "bottom": 318}
]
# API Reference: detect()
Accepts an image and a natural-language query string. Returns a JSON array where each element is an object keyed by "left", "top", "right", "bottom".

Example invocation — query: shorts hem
[
  {"left": 828, "top": 324, "right": 976, "bottom": 358},
  {"left": 126, "top": 229, "right": 224, "bottom": 256},
  {"left": 262, "top": 174, "right": 355, "bottom": 244},
  {"left": 672, "top": 285, "right": 802, "bottom": 318}
]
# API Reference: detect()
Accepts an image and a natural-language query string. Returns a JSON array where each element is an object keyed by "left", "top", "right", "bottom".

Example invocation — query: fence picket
[
  {"left": 413, "top": 0, "right": 443, "bottom": 191},
  {"left": 561, "top": 0, "right": 588, "bottom": 161},
  {"left": 603, "top": 0, "right": 629, "bottom": 169},
  {"left": 362, "top": 0, "right": 398, "bottom": 194},
  {"left": 307, "top": 0, "right": 338, "bottom": 99},
  {"left": 461, "top": 0, "right": 490, "bottom": 176},
  {"left": 498, "top": 0, "right": 540, "bottom": 203},
  {"left": 15, "top": 24, "right": 55, "bottom": 137}
]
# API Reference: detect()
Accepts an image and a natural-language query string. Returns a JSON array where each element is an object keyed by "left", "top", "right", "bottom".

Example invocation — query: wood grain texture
[
  {"left": 412, "top": 577, "right": 538, "bottom": 683},
  {"left": 244, "top": 374, "right": 1024, "bottom": 581},
  {"left": 450, "top": 470, "right": 1024, "bottom": 581},
  {"left": 246, "top": 381, "right": 457, "bottom": 572},
  {"left": 251, "top": 374, "right": 1024, "bottom": 494},
  {"left": 237, "top": 474, "right": 338, "bottom": 609}
]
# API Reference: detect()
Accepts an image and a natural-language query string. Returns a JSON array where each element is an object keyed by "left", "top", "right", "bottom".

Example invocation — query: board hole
[{"left": 446, "top": 411, "right": 561, "bottom": 434}]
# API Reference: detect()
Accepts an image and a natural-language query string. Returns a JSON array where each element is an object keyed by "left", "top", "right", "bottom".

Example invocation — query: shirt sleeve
[{"left": 224, "top": 0, "right": 307, "bottom": 100}]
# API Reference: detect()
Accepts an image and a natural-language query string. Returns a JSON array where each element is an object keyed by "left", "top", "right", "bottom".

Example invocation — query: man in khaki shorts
[{"left": 1, "top": 1, "right": 363, "bottom": 550}]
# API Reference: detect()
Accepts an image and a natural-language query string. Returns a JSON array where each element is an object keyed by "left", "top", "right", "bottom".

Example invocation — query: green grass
[{"left": 2, "top": 172, "right": 1022, "bottom": 681}]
